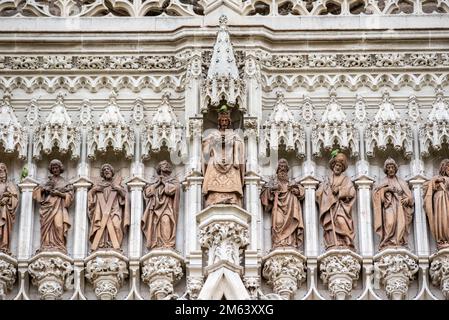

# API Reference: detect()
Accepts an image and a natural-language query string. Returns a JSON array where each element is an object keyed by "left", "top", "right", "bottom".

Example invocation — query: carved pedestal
[
  {"left": 197, "top": 205, "right": 251, "bottom": 300},
  {"left": 0, "top": 253, "right": 17, "bottom": 299},
  {"left": 140, "top": 249, "right": 184, "bottom": 300},
  {"left": 28, "top": 252, "right": 73, "bottom": 300},
  {"left": 374, "top": 248, "right": 419, "bottom": 300},
  {"left": 430, "top": 248, "right": 449, "bottom": 299},
  {"left": 85, "top": 250, "right": 128, "bottom": 300},
  {"left": 319, "top": 249, "right": 361, "bottom": 300},
  {"left": 262, "top": 248, "right": 306, "bottom": 300}
]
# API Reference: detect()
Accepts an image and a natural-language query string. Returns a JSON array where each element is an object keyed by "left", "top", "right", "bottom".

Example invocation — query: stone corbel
[
  {"left": 262, "top": 248, "right": 307, "bottom": 300},
  {"left": 186, "top": 276, "right": 204, "bottom": 300},
  {"left": 319, "top": 249, "right": 362, "bottom": 300},
  {"left": 429, "top": 248, "right": 449, "bottom": 299},
  {"left": 28, "top": 251, "right": 73, "bottom": 300},
  {"left": 84, "top": 250, "right": 129, "bottom": 300},
  {"left": 140, "top": 249, "right": 184, "bottom": 300},
  {"left": 243, "top": 276, "right": 260, "bottom": 299},
  {"left": 374, "top": 248, "right": 419, "bottom": 300},
  {"left": 0, "top": 253, "right": 17, "bottom": 299}
]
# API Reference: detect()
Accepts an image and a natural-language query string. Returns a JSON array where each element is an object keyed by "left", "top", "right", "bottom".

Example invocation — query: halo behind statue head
[{"left": 329, "top": 152, "right": 348, "bottom": 171}]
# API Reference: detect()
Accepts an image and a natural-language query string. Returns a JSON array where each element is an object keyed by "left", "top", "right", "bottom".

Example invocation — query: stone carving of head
[
  {"left": 0, "top": 163, "right": 7, "bottom": 182},
  {"left": 156, "top": 160, "right": 173, "bottom": 175},
  {"left": 48, "top": 159, "right": 64, "bottom": 176},
  {"left": 329, "top": 153, "right": 348, "bottom": 175},
  {"left": 100, "top": 163, "right": 115, "bottom": 180},
  {"left": 439, "top": 159, "right": 449, "bottom": 177},
  {"left": 383, "top": 157, "right": 398, "bottom": 176}
]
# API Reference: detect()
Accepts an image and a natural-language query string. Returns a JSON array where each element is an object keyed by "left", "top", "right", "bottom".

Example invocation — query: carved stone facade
[{"left": 0, "top": 3, "right": 449, "bottom": 300}]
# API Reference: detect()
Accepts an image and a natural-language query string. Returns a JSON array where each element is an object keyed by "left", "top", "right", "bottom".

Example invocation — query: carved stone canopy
[
  {"left": 0, "top": 91, "right": 27, "bottom": 158},
  {"left": 202, "top": 15, "right": 244, "bottom": 111}
]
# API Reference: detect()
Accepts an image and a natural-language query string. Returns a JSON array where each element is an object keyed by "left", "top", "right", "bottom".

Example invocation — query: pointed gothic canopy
[{"left": 202, "top": 15, "right": 244, "bottom": 110}]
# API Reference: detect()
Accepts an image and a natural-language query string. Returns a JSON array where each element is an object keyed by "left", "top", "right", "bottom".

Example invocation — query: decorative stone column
[
  {"left": 84, "top": 250, "right": 128, "bottom": 300},
  {"left": 319, "top": 249, "right": 362, "bottom": 300},
  {"left": 28, "top": 252, "right": 73, "bottom": 300},
  {"left": 374, "top": 248, "right": 419, "bottom": 300},
  {"left": 429, "top": 248, "right": 449, "bottom": 299},
  {"left": 0, "top": 253, "right": 17, "bottom": 299},
  {"left": 140, "top": 249, "right": 184, "bottom": 300},
  {"left": 262, "top": 248, "right": 307, "bottom": 300}
]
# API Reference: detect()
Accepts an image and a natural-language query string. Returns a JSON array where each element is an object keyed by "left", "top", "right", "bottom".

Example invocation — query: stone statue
[
  {"left": 142, "top": 160, "right": 180, "bottom": 250},
  {"left": 316, "top": 153, "right": 356, "bottom": 250},
  {"left": 261, "top": 159, "right": 305, "bottom": 249},
  {"left": 373, "top": 158, "right": 414, "bottom": 250},
  {"left": 32, "top": 159, "right": 74, "bottom": 253},
  {"left": 202, "top": 108, "right": 245, "bottom": 207},
  {"left": 424, "top": 159, "right": 449, "bottom": 250},
  {"left": 0, "top": 163, "right": 19, "bottom": 255},
  {"left": 88, "top": 164, "right": 129, "bottom": 251}
]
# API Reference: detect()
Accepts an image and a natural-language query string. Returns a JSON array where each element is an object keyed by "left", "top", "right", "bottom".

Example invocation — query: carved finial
[
  {"left": 109, "top": 89, "right": 118, "bottom": 103},
  {"left": 355, "top": 94, "right": 367, "bottom": 123},
  {"left": 56, "top": 92, "right": 65, "bottom": 103},
  {"left": 436, "top": 87, "right": 444, "bottom": 99},
  {"left": 382, "top": 90, "right": 390, "bottom": 102},
  {"left": 80, "top": 99, "right": 92, "bottom": 126},
  {"left": 219, "top": 15, "right": 228, "bottom": 28},
  {"left": 329, "top": 87, "right": 337, "bottom": 98}
]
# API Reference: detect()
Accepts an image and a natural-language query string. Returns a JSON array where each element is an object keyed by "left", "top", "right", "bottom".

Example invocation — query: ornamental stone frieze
[
  {"left": 366, "top": 91, "right": 413, "bottom": 158},
  {"left": 429, "top": 248, "right": 449, "bottom": 299},
  {"left": 262, "top": 249, "right": 306, "bottom": 300},
  {"left": 141, "top": 92, "right": 186, "bottom": 160},
  {"left": 140, "top": 249, "right": 184, "bottom": 300},
  {"left": 0, "top": 253, "right": 17, "bottom": 299},
  {"left": 33, "top": 93, "right": 80, "bottom": 160},
  {"left": 318, "top": 249, "right": 362, "bottom": 300},
  {"left": 0, "top": 91, "right": 27, "bottom": 159},
  {"left": 312, "top": 89, "right": 358, "bottom": 157},
  {"left": 374, "top": 248, "right": 419, "bottom": 300},
  {"left": 260, "top": 92, "right": 305, "bottom": 159},
  {"left": 85, "top": 250, "right": 129, "bottom": 300},
  {"left": 28, "top": 252, "right": 73, "bottom": 300},
  {"left": 420, "top": 89, "right": 449, "bottom": 157},
  {"left": 1, "top": 0, "right": 448, "bottom": 17},
  {"left": 87, "top": 91, "right": 134, "bottom": 159},
  {"left": 201, "top": 15, "right": 245, "bottom": 111}
]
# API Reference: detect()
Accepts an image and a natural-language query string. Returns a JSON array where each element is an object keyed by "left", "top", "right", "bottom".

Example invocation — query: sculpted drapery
[
  {"left": 202, "top": 109, "right": 245, "bottom": 207},
  {"left": 0, "top": 163, "right": 19, "bottom": 255},
  {"left": 88, "top": 164, "right": 129, "bottom": 251},
  {"left": 373, "top": 158, "right": 414, "bottom": 250},
  {"left": 261, "top": 159, "right": 305, "bottom": 249},
  {"left": 424, "top": 159, "right": 449, "bottom": 251},
  {"left": 32, "top": 159, "right": 74, "bottom": 253},
  {"left": 316, "top": 153, "right": 356, "bottom": 250},
  {"left": 142, "top": 160, "right": 180, "bottom": 250}
]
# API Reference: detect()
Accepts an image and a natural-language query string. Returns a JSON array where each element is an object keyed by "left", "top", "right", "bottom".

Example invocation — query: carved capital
[
  {"left": 430, "top": 249, "right": 449, "bottom": 299},
  {"left": 319, "top": 250, "right": 361, "bottom": 300},
  {"left": 243, "top": 117, "right": 259, "bottom": 137},
  {"left": 85, "top": 251, "right": 129, "bottom": 300},
  {"left": 140, "top": 250, "right": 184, "bottom": 300},
  {"left": 374, "top": 249, "right": 418, "bottom": 300},
  {"left": 262, "top": 249, "right": 306, "bottom": 300},
  {"left": 0, "top": 254, "right": 17, "bottom": 298},
  {"left": 28, "top": 252, "right": 73, "bottom": 300}
]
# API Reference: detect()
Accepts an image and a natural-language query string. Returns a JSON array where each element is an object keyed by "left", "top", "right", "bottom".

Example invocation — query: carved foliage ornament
[
  {"left": 0, "top": 257, "right": 16, "bottom": 297},
  {"left": 28, "top": 256, "right": 73, "bottom": 300},
  {"left": 374, "top": 252, "right": 418, "bottom": 300},
  {"left": 429, "top": 252, "right": 449, "bottom": 299}
]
